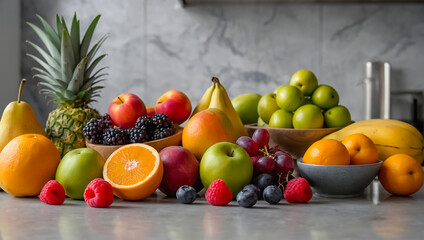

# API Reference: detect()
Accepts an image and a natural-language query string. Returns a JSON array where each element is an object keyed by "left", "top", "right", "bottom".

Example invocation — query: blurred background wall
[
  {"left": 0, "top": 0, "right": 20, "bottom": 111},
  {"left": 14, "top": 0, "right": 424, "bottom": 129}
]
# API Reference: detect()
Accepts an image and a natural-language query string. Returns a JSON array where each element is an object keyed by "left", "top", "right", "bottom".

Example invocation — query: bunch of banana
[
  {"left": 192, "top": 77, "right": 248, "bottom": 138},
  {"left": 323, "top": 119, "right": 424, "bottom": 163}
]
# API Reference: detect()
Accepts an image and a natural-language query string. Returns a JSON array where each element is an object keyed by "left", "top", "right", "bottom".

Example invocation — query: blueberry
[
  {"left": 176, "top": 185, "right": 196, "bottom": 204},
  {"left": 263, "top": 185, "right": 282, "bottom": 205},
  {"left": 253, "top": 173, "right": 274, "bottom": 192},
  {"left": 237, "top": 189, "right": 258, "bottom": 208},
  {"left": 242, "top": 184, "right": 261, "bottom": 199}
]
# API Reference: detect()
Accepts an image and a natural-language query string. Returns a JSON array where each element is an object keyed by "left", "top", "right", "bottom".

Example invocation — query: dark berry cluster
[
  {"left": 152, "top": 113, "right": 173, "bottom": 129},
  {"left": 152, "top": 127, "right": 175, "bottom": 140},
  {"left": 128, "top": 127, "right": 149, "bottom": 143},
  {"left": 133, "top": 114, "right": 175, "bottom": 142},
  {"left": 102, "top": 128, "right": 129, "bottom": 145},
  {"left": 83, "top": 113, "right": 175, "bottom": 145},
  {"left": 83, "top": 114, "right": 113, "bottom": 144}
]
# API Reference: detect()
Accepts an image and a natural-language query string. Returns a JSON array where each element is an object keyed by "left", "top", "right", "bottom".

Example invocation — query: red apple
[
  {"left": 146, "top": 107, "right": 156, "bottom": 117},
  {"left": 155, "top": 90, "right": 192, "bottom": 125},
  {"left": 158, "top": 146, "right": 199, "bottom": 197},
  {"left": 108, "top": 93, "right": 147, "bottom": 128}
]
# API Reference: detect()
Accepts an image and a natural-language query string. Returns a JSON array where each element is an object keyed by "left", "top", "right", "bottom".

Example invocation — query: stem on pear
[
  {"left": 117, "top": 97, "right": 124, "bottom": 104},
  {"left": 18, "top": 79, "right": 26, "bottom": 103}
]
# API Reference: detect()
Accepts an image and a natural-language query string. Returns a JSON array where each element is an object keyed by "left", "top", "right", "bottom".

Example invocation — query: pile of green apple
[{"left": 233, "top": 70, "right": 352, "bottom": 129}]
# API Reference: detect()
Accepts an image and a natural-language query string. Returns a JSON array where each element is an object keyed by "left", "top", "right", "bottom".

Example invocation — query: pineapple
[{"left": 27, "top": 13, "right": 107, "bottom": 157}]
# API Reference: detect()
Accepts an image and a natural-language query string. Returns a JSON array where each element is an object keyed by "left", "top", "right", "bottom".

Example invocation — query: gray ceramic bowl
[{"left": 297, "top": 158, "right": 382, "bottom": 198}]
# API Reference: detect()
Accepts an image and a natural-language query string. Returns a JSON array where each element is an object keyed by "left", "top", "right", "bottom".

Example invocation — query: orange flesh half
[{"left": 106, "top": 144, "right": 158, "bottom": 186}]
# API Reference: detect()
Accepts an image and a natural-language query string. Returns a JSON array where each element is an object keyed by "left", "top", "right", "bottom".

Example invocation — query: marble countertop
[{"left": 0, "top": 179, "right": 423, "bottom": 239}]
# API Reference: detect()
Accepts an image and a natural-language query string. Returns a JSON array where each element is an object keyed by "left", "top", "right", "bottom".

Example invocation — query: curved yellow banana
[
  {"left": 191, "top": 83, "right": 215, "bottom": 117},
  {"left": 323, "top": 119, "right": 423, "bottom": 163},
  {"left": 208, "top": 78, "right": 248, "bottom": 137}
]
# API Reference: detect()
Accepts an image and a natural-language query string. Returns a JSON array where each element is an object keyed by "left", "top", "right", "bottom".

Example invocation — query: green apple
[
  {"left": 273, "top": 85, "right": 285, "bottom": 94},
  {"left": 324, "top": 105, "right": 352, "bottom": 128},
  {"left": 312, "top": 84, "right": 339, "bottom": 110},
  {"left": 292, "top": 104, "right": 324, "bottom": 129},
  {"left": 200, "top": 142, "right": 253, "bottom": 197},
  {"left": 290, "top": 70, "right": 318, "bottom": 96},
  {"left": 231, "top": 93, "right": 261, "bottom": 125},
  {"left": 257, "top": 93, "right": 280, "bottom": 124},
  {"left": 275, "top": 85, "right": 304, "bottom": 112},
  {"left": 269, "top": 109, "right": 293, "bottom": 128},
  {"left": 55, "top": 148, "right": 105, "bottom": 199},
  {"left": 257, "top": 117, "right": 269, "bottom": 127}
]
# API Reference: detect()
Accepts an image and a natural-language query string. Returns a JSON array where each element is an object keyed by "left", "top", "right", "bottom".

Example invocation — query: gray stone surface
[
  {"left": 20, "top": 1, "right": 424, "bottom": 126},
  {"left": 0, "top": 180, "right": 423, "bottom": 239}
]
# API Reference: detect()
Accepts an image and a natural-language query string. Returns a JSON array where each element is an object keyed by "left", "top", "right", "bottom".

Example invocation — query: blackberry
[
  {"left": 151, "top": 113, "right": 173, "bottom": 129},
  {"left": 128, "top": 127, "right": 149, "bottom": 143},
  {"left": 151, "top": 126, "right": 175, "bottom": 140},
  {"left": 135, "top": 115, "right": 153, "bottom": 130},
  {"left": 83, "top": 118, "right": 112, "bottom": 144},
  {"left": 102, "top": 128, "right": 129, "bottom": 145}
]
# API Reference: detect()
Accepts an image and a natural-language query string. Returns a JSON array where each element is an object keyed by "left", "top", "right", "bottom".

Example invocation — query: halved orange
[{"left": 103, "top": 143, "right": 163, "bottom": 200}]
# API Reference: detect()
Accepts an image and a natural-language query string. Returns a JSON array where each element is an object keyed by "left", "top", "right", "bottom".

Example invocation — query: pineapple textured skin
[{"left": 46, "top": 107, "right": 100, "bottom": 156}]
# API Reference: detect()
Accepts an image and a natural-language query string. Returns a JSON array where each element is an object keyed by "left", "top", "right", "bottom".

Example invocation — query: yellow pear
[{"left": 0, "top": 79, "right": 47, "bottom": 153}]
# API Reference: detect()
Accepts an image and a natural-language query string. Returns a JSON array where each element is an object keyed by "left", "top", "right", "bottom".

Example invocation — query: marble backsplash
[{"left": 20, "top": 0, "right": 424, "bottom": 127}]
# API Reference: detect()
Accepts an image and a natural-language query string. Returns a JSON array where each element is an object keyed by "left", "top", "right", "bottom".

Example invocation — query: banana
[
  {"left": 191, "top": 77, "right": 248, "bottom": 138},
  {"left": 323, "top": 119, "right": 424, "bottom": 163},
  {"left": 208, "top": 78, "right": 248, "bottom": 137},
  {"left": 191, "top": 83, "right": 215, "bottom": 117}
]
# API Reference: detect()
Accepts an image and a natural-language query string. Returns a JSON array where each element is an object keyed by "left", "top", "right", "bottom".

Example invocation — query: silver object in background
[{"left": 364, "top": 61, "right": 391, "bottom": 119}]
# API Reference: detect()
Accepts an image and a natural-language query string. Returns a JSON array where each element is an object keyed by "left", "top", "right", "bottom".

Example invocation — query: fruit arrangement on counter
[{"left": 0, "top": 13, "right": 423, "bottom": 209}]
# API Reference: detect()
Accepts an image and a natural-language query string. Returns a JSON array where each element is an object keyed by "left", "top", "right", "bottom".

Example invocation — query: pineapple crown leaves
[{"left": 26, "top": 13, "right": 108, "bottom": 107}]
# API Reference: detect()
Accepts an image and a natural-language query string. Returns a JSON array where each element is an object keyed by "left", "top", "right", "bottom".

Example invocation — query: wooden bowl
[
  {"left": 244, "top": 124, "right": 341, "bottom": 159},
  {"left": 86, "top": 125, "right": 183, "bottom": 160}
]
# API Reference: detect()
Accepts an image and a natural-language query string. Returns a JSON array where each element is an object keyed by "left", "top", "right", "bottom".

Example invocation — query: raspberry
[
  {"left": 84, "top": 178, "right": 114, "bottom": 208},
  {"left": 284, "top": 177, "right": 313, "bottom": 203},
  {"left": 205, "top": 179, "right": 233, "bottom": 206},
  {"left": 40, "top": 180, "right": 65, "bottom": 205}
]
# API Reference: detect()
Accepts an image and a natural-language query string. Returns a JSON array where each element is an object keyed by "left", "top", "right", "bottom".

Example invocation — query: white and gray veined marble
[{"left": 20, "top": 0, "right": 424, "bottom": 127}]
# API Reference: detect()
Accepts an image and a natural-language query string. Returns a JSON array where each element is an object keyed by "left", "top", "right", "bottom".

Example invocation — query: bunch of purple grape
[{"left": 236, "top": 128, "right": 294, "bottom": 183}]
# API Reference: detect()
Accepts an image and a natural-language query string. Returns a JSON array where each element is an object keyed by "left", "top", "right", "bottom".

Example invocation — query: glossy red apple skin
[
  {"left": 146, "top": 107, "right": 156, "bottom": 117},
  {"left": 155, "top": 90, "right": 192, "bottom": 125},
  {"left": 108, "top": 93, "right": 147, "bottom": 129},
  {"left": 158, "top": 146, "right": 199, "bottom": 197}
]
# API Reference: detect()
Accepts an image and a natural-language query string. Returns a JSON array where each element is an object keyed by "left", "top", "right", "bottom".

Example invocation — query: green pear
[
  {"left": 231, "top": 93, "right": 261, "bottom": 125},
  {"left": 0, "top": 79, "right": 47, "bottom": 152}
]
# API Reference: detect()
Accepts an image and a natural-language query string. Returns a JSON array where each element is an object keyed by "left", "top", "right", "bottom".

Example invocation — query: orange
[
  {"left": 103, "top": 143, "right": 163, "bottom": 200},
  {"left": 303, "top": 139, "right": 350, "bottom": 165},
  {"left": 378, "top": 153, "right": 423, "bottom": 196},
  {"left": 0, "top": 134, "right": 61, "bottom": 197},
  {"left": 182, "top": 108, "right": 237, "bottom": 160},
  {"left": 342, "top": 133, "right": 379, "bottom": 165}
]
